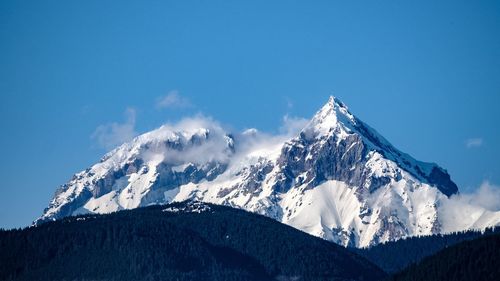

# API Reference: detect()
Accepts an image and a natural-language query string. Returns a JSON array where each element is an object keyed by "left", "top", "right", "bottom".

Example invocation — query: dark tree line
[
  {"left": 354, "top": 227, "right": 499, "bottom": 274},
  {"left": 388, "top": 233, "right": 500, "bottom": 281},
  {"left": 0, "top": 202, "right": 385, "bottom": 281}
]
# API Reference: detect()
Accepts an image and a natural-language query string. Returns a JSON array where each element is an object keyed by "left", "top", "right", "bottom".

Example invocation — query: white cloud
[
  {"left": 465, "top": 138, "right": 483, "bottom": 148},
  {"left": 453, "top": 181, "right": 500, "bottom": 210},
  {"left": 280, "top": 115, "right": 309, "bottom": 136},
  {"left": 91, "top": 108, "right": 137, "bottom": 150},
  {"left": 134, "top": 112, "right": 308, "bottom": 169},
  {"left": 228, "top": 115, "right": 309, "bottom": 164},
  {"left": 138, "top": 115, "right": 233, "bottom": 165},
  {"left": 156, "top": 90, "right": 191, "bottom": 109},
  {"left": 438, "top": 181, "right": 500, "bottom": 232}
]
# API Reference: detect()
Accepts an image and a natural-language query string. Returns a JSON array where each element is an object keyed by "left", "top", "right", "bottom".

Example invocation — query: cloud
[
  {"left": 453, "top": 181, "right": 500, "bottom": 210},
  {"left": 91, "top": 108, "right": 137, "bottom": 150},
  {"left": 438, "top": 181, "right": 500, "bottom": 232},
  {"left": 225, "top": 115, "right": 309, "bottom": 165},
  {"left": 132, "top": 112, "right": 309, "bottom": 170},
  {"left": 285, "top": 97, "right": 294, "bottom": 109},
  {"left": 156, "top": 90, "right": 191, "bottom": 109},
  {"left": 136, "top": 115, "right": 234, "bottom": 166},
  {"left": 465, "top": 138, "right": 483, "bottom": 148},
  {"left": 280, "top": 115, "right": 309, "bottom": 136}
]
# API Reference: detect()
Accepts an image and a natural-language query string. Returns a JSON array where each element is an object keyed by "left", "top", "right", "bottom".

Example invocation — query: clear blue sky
[{"left": 1, "top": 0, "right": 499, "bottom": 229}]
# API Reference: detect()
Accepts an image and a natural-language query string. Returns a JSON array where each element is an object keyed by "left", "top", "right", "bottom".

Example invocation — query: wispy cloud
[
  {"left": 438, "top": 181, "right": 500, "bottom": 232},
  {"left": 285, "top": 97, "right": 294, "bottom": 110},
  {"left": 156, "top": 90, "right": 191, "bottom": 109},
  {"left": 453, "top": 181, "right": 500, "bottom": 211},
  {"left": 135, "top": 112, "right": 308, "bottom": 168},
  {"left": 91, "top": 108, "right": 137, "bottom": 150},
  {"left": 465, "top": 138, "right": 483, "bottom": 148},
  {"left": 138, "top": 115, "right": 233, "bottom": 165},
  {"left": 280, "top": 114, "right": 308, "bottom": 136}
]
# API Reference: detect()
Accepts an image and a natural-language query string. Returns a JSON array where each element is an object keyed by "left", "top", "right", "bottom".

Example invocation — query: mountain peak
[
  {"left": 302, "top": 96, "right": 356, "bottom": 138},
  {"left": 36, "top": 96, "right": 488, "bottom": 248},
  {"left": 327, "top": 95, "right": 335, "bottom": 106},
  {"left": 327, "top": 95, "right": 345, "bottom": 107}
]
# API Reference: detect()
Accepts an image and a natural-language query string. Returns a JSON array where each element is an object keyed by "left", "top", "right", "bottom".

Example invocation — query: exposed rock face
[{"left": 36, "top": 96, "right": 498, "bottom": 248}]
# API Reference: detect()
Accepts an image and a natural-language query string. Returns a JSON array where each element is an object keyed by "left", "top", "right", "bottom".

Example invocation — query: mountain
[
  {"left": 354, "top": 227, "right": 500, "bottom": 274},
  {"left": 1, "top": 201, "right": 386, "bottom": 281},
  {"left": 388, "top": 233, "right": 500, "bottom": 281},
  {"left": 36, "top": 96, "right": 500, "bottom": 247}
]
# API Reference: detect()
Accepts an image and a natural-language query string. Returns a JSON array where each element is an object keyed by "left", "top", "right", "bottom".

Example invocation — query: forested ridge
[
  {"left": 387, "top": 233, "right": 500, "bottom": 281},
  {"left": 2, "top": 201, "right": 498, "bottom": 281},
  {"left": 0, "top": 201, "right": 385, "bottom": 281},
  {"left": 355, "top": 227, "right": 499, "bottom": 274}
]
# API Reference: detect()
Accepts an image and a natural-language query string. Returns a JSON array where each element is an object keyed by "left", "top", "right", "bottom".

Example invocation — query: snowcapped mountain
[{"left": 36, "top": 96, "right": 500, "bottom": 247}]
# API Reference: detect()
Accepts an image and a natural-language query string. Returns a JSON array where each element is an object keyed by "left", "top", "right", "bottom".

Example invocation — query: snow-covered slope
[{"left": 36, "top": 96, "right": 500, "bottom": 247}]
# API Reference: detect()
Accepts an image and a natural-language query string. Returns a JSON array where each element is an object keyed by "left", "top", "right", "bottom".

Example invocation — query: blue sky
[{"left": 1, "top": 0, "right": 499, "bottom": 229}]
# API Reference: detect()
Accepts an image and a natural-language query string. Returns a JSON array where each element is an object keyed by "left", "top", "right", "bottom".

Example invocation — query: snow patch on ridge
[{"left": 162, "top": 201, "right": 212, "bottom": 213}]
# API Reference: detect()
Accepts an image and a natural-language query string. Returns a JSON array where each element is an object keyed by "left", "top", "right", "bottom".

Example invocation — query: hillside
[
  {"left": 388, "top": 234, "right": 500, "bottom": 281},
  {"left": 0, "top": 201, "right": 385, "bottom": 281},
  {"left": 355, "top": 227, "right": 499, "bottom": 273}
]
